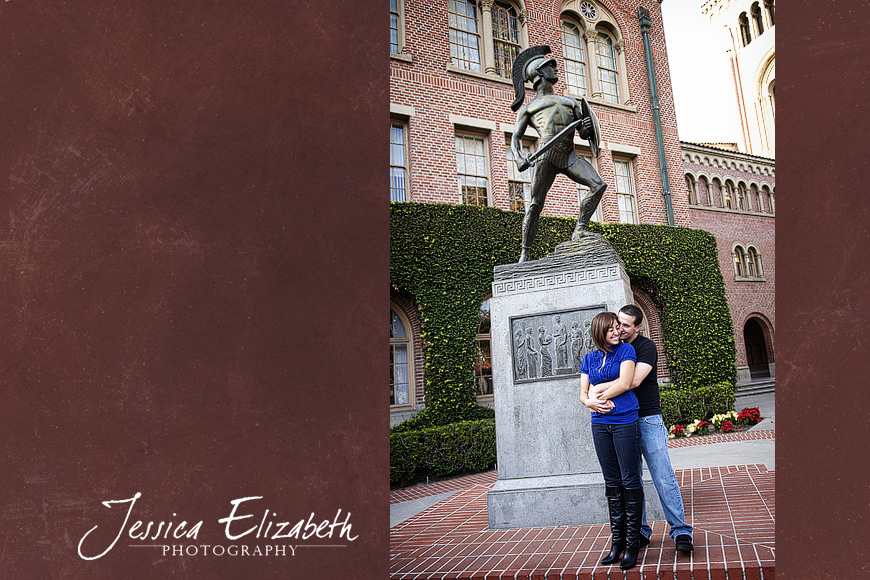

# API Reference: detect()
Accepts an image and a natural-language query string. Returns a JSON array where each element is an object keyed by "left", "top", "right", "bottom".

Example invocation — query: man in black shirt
[{"left": 616, "top": 304, "right": 693, "bottom": 553}]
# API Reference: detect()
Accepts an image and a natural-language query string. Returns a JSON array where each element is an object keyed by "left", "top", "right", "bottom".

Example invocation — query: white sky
[{"left": 660, "top": 0, "right": 741, "bottom": 144}]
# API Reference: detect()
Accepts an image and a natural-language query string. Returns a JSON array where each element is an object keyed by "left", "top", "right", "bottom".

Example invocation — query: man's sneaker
[
  {"left": 639, "top": 535, "right": 650, "bottom": 549},
  {"left": 675, "top": 534, "right": 693, "bottom": 553}
]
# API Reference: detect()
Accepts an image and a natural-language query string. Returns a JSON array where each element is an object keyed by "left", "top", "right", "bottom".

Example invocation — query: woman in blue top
[{"left": 579, "top": 311, "right": 643, "bottom": 570}]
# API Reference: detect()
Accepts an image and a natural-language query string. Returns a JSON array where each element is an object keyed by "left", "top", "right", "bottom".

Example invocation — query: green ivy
[{"left": 390, "top": 202, "right": 736, "bottom": 427}]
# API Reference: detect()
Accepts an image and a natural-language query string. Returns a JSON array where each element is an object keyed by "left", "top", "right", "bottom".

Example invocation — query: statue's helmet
[{"left": 524, "top": 56, "right": 557, "bottom": 86}]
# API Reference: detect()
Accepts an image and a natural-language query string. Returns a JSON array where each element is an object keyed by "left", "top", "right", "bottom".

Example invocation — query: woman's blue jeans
[{"left": 591, "top": 420, "right": 642, "bottom": 489}]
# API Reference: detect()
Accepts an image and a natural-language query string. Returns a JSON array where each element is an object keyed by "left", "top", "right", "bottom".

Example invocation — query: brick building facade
[
  {"left": 389, "top": 0, "right": 774, "bottom": 423},
  {"left": 682, "top": 141, "right": 774, "bottom": 383}
]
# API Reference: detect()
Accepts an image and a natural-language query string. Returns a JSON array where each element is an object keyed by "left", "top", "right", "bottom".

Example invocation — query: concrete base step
[{"left": 736, "top": 379, "right": 775, "bottom": 397}]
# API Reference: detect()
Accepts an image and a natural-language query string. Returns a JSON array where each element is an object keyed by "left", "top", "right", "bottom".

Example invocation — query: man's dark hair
[{"left": 619, "top": 304, "right": 644, "bottom": 327}]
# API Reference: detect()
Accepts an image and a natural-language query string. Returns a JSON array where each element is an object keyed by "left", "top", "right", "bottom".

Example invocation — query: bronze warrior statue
[{"left": 511, "top": 45, "right": 606, "bottom": 263}]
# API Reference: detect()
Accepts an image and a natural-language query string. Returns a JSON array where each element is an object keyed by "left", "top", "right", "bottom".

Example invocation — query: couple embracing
[{"left": 578, "top": 305, "right": 693, "bottom": 570}]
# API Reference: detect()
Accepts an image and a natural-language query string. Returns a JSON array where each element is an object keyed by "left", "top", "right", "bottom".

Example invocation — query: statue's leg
[
  {"left": 565, "top": 157, "right": 606, "bottom": 240},
  {"left": 519, "top": 162, "right": 557, "bottom": 262}
]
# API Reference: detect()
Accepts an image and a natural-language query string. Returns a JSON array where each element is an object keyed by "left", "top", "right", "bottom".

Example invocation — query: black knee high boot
[
  {"left": 600, "top": 486, "right": 625, "bottom": 565},
  {"left": 621, "top": 487, "right": 644, "bottom": 570}
]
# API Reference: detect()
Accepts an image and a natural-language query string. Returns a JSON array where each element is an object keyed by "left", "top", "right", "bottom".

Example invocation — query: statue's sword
[{"left": 519, "top": 117, "right": 583, "bottom": 170}]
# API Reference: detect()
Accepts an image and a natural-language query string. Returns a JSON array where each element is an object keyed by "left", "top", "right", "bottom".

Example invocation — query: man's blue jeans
[
  {"left": 591, "top": 421, "right": 642, "bottom": 489},
  {"left": 638, "top": 414, "right": 693, "bottom": 540}
]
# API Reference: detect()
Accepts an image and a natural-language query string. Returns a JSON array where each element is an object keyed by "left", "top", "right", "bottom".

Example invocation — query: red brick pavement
[{"left": 390, "top": 460, "right": 774, "bottom": 579}]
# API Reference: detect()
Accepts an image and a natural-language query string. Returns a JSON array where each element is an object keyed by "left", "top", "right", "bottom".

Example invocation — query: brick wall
[{"left": 390, "top": 0, "right": 690, "bottom": 227}]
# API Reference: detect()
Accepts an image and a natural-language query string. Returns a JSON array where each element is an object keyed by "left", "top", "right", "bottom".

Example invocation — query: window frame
[
  {"left": 560, "top": 17, "right": 589, "bottom": 97},
  {"left": 390, "top": 302, "right": 416, "bottom": 410},
  {"left": 613, "top": 157, "right": 637, "bottom": 224},
  {"left": 559, "top": 1, "right": 632, "bottom": 109},
  {"left": 390, "top": 120, "right": 410, "bottom": 202},
  {"left": 446, "top": 0, "right": 529, "bottom": 82},
  {"left": 686, "top": 174, "right": 698, "bottom": 205},
  {"left": 455, "top": 130, "right": 491, "bottom": 206},
  {"left": 474, "top": 294, "right": 494, "bottom": 402},
  {"left": 733, "top": 244, "right": 766, "bottom": 281}
]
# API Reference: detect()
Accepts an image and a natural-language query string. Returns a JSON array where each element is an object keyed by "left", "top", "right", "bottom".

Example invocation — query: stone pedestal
[{"left": 487, "top": 234, "right": 665, "bottom": 529}]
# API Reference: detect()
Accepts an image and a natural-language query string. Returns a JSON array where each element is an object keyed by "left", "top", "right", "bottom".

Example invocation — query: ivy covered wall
[{"left": 390, "top": 202, "right": 736, "bottom": 428}]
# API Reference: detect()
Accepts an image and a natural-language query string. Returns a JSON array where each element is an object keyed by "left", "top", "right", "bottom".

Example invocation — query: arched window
[
  {"left": 686, "top": 174, "right": 697, "bottom": 205},
  {"left": 764, "top": 0, "right": 775, "bottom": 26},
  {"left": 723, "top": 181, "right": 735, "bottom": 209},
  {"left": 390, "top": 306, "right": 415, "bottom": 407},
  {"left": 750, "top": 185, "right": 760, "bottom": 211},
  {"left": 474, "top": 296, "right": 494, "bottom": 399},
  {"left": 561, "top": 18, "right": 588, "bottom": 96},
  {"left": 595, "top": 28, "right": 620, "bottom": 104},
  {"left": 736, "top": 183, "right": 747, "bottom": 210},
  {"left": 733, "top": 246, "right": 746, "bottom": 277},
  {"left": 747, "top": 247, "right": 763, "bottom": 277},
  {"left": 751, "top": 3, "right": 765, "bottom": 36},
  {"left": 738, "top": 13, "right": 752, "bottom": 46},
  {"left": 699, "top": 176, "right": 710, "bottom": 205},
  {"left": 559, "top": 1, "right": 630, "bottom": 107}
]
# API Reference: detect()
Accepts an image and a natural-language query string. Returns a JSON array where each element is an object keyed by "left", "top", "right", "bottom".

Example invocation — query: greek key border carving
[{"left": 493, "top": 265, "right": 625, "bottom": 296}]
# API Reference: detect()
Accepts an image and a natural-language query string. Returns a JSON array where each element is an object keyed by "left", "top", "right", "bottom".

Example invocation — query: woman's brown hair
[{"left": 590, "top": 311, "right": 619, "bottom": 353}]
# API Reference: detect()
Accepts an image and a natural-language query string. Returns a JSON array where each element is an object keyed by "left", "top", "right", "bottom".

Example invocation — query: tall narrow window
[
  {"left": 449, "top": 0, "right": 482, "bottom": 72},
  {"left": 561, "top": 19, "right": 587, "bottom": 96},
  {"left": 390, "top": 122, "right": 408, "bottom": 202},
  {"left": 390, "top": 0, "right": 401, "bottom": 54},
  {"left": 723, "top": 182, "right": 734, "bottom": 209},
  {"left": 614, "top": 158, "right": 636, "bottom": 223},
  {"left": 390, "top": 308, "right": 411, "bottom": 406},
  {"left": 686, "top": 174, "right": 697, "bottom": 205},
  {"left": 749, "top": 247, "right": 764, "bottom": 277},
  {"left": 768, "top": 189, "right": 775, "bottom": 213},
  {"left": 506, "top": 142, "right": 534, "bottom": 211},
  {"left": 764, "top": 0, "right": 774, "bottom": 25},
  {"left": 699, "top": 176, "right": 710, "bottom": 205},
  {"left": 746, "top": 247, "right": 757, "bottom": 277},
  {"left": 474, "top": 296, "right": 493, "bottom": 399},
  {"left": 751, "top": 3, "right": 764, "bottom": 35},
  {"left": 738, "top": 13, "right": 751, "bottom": 46},
  {"left": 736, "top": 183, "right": 746, "bottom": 210},
  {"left": 596, "top": 31, "right": 620, "bottom": 104},
  {"left": 733, "top": 246, "right": 746, "bottom": 277},
  {"left": 492, "top": 1, "right": 520, "bottom": 79},
  {"left": 456, "top": 132, "right": 489, "bottom": 206}
]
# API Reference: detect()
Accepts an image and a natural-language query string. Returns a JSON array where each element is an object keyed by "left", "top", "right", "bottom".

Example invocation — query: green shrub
[
  {"left": 390, "top": 419, "right": 496, "bottom": 487},
  {"left": 660, "top": 382, "right": 736, "bottom": 425},
  {"left": 391, "top": 404, "right": 494, "bottom": 434}
]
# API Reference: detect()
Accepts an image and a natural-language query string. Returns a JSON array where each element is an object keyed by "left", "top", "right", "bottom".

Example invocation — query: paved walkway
[{"left": 390, "top": 393, "right": 775, "bottom": 579}]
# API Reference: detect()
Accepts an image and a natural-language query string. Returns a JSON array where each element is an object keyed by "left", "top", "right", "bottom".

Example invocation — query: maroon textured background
[
  {"left": 777, "top": 1, "right": 870, "bottom": 577},
  {"left": 0, "top": 1, "right": 387, "bottom": 578}
]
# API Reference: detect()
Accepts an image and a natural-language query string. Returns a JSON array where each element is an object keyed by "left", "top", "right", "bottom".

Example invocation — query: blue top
[{"left": 580, "top": 342, "right": 639, "bottom": 425}]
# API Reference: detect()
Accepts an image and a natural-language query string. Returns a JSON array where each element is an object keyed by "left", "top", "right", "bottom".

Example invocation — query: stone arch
[
  {"left": 390, "top": 286, "right": 426, "bottom": 425},
  {"left": 742, "top": 313, "right": 775, "bottom": 380},
  {"left": 629, "top": 284, "right": 668, "bottom": 381}
]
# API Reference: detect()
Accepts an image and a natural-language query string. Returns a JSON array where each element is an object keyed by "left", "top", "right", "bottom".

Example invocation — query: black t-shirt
[{"left": 627, "top": 333, "right": 661, "bottom": 417}]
